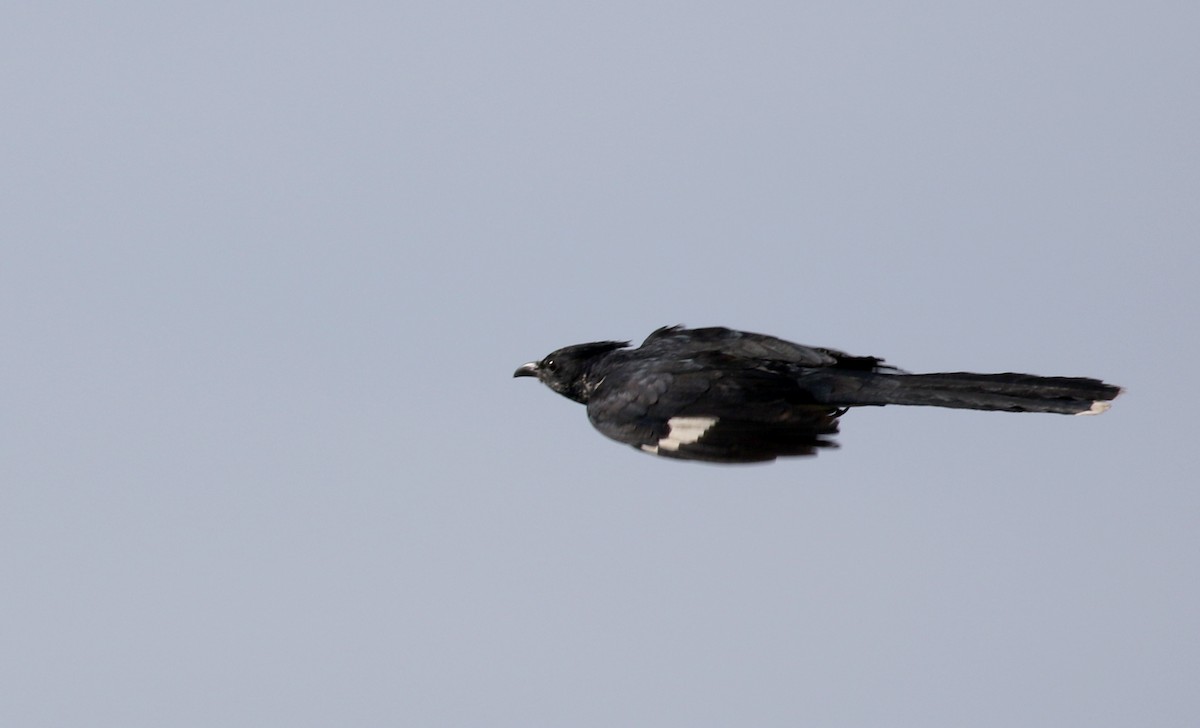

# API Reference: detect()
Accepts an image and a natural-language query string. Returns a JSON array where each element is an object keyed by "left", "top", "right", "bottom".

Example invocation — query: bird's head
[{"left": 513, "top": 340, "right": 629, "bottom": 403}]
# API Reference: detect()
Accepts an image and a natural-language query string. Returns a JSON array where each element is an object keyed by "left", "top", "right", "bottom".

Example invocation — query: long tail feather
[{"left": 808, "top": 371, "right": 1122, "bottom": 415}]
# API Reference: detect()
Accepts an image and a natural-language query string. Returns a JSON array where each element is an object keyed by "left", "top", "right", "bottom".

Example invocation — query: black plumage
[{"left": 514, "top": 326, "right": 1122, "bottom": 463}]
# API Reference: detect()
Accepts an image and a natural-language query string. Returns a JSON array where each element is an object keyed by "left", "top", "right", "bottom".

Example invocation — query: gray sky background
[{"left": 3, "top": 2, "right": 1197, "bottom": 726}]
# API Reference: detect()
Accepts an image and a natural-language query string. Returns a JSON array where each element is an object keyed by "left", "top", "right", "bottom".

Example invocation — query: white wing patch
[{"left": 644, "top": 416, "right": 719, "bottom": 453}]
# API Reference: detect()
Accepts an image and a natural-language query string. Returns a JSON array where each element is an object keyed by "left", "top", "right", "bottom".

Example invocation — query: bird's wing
[
  {"left": 586, "top": 357, "right": 841, "bottom": 463},
  {"left": 640, "top": 325, "right": 883, "bottom": 370}
]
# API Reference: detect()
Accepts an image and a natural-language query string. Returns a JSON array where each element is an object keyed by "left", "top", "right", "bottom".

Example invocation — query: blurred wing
[
  {"left": 640, "top": 325, "right": 886, "bottom": 371},
  {"left": 586, "top": 359, "right": 841, "bottom": 463}
]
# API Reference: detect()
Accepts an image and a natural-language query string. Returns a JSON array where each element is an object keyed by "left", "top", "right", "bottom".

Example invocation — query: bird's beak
[{"left": 513, "top": 362, "right": 540, "bottom": 378}]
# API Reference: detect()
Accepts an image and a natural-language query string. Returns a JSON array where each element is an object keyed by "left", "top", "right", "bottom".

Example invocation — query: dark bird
[{"left": 514, "top": 325, "right": 1122, "bottom": 463}]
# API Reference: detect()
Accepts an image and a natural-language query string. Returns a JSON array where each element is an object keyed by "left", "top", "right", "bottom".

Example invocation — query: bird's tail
[{"left": 807, "top": 371, "right": 1122, "bottom": 415}]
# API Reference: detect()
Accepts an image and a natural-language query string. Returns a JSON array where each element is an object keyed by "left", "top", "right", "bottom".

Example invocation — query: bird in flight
[{"left": 514, "top": 325, "right": 1122, "bottom": 463}]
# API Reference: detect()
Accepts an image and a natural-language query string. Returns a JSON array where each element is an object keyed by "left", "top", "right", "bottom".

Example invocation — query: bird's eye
[{"left": 543, "top": 358, "right": 557, "bottom": 371}]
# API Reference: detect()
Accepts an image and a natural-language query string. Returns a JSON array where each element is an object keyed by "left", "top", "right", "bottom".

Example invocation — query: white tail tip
[{"left": 1076, "top": 400, "right": 1113, "bottom": 416}]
